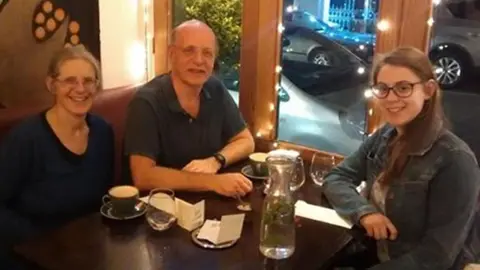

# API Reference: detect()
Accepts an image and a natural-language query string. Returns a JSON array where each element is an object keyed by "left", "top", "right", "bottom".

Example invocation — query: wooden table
[{"left": 15, "top": 164, "right": 353, "bottom": 270}]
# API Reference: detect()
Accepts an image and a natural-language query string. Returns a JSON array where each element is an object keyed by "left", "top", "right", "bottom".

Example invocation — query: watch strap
[{"left": 213, "top": 153, "right": 226, "bottom": 168}]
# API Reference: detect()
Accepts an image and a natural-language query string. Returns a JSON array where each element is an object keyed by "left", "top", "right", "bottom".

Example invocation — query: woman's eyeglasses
[
  {"left": 55, "top": 76, "right": 99, "bottom": 90},
  {"left": 371, "top": 81, "right": 424, "bottom": 99}
]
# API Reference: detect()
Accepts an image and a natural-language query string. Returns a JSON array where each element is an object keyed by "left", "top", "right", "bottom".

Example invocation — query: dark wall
[{"left": 0, "top": 0, "right": 100, "bottom": 109}]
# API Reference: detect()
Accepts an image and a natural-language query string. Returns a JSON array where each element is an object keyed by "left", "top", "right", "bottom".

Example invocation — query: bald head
[
  {"left": 171, "top": 20, "right": 217, "bottom": 52},
  {"left": 172, "top": 20, "right": 213, "bottom": 42},
  {"left": 168, "top": 20, "right": 217, "bottom": 88}
]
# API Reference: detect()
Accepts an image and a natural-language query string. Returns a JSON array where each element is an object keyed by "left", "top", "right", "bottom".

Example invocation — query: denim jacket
[{"left": 323, "top": 124, "right": 480, "bottom": 270}]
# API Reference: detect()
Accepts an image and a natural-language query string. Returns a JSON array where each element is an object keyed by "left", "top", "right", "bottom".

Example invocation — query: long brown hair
[{"left": 371, "top": 47, "right": 448, "bottom": 184}]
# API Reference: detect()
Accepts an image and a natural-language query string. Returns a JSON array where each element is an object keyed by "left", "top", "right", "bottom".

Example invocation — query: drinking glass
[
  {"left": 290, "top": 156, "right": 305, "bottom": 191},
  {"left": 146, "top": 188, "right": 177, "bottom": 231},
  {"left": 310, "top": 153, "right": 339, "bottom": 186}
]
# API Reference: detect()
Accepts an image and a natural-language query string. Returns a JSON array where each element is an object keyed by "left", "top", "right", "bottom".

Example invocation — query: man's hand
[
  {"left": 182, "top": 157, "right": 221, "bottom": 174},
  {"left": 360, "top": 213, "right": 398, "bottom": 240},
  {"left": 211, "top": 173, "right": 253, "bottom": 197}
]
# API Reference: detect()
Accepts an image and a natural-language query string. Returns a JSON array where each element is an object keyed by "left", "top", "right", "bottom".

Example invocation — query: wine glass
[
  {"left": 290, "top": 156, "right": 305, "bottom": 191},
  {"left": 310, "top": 153, "right": 339, "bottom": 186},
  {"left": 146, "top": 188, "right": 177, "bottom": 231}
]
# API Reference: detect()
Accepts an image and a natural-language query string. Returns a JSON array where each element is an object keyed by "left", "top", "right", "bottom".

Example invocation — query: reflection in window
[
  {"left": 431, "top": 0, "right": 480, "bottom": 161},
  {"left": 431, "top": 0, "right": 480, "bottom": 88},
  {"left": 173, "top": 0, "right": 242, "bottom": 97},
  {"left": 276, "top": 0, "right": 378, "bottom": 155}
]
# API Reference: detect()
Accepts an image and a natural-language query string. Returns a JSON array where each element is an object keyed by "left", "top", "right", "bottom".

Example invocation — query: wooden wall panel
[
  {"left": 399, "top": 0, "right": 433, "bottom": 52},
  {"left": 375, "top": 0, "right": 405, "bottom": 55},
  {"left": 237, "top": 0, "right": 260, "bottom": 131},
  {"left": 238, "top": 0, "right": 283, "bottom": 141},
  {"left": 153, "top": 0, "right": 172, "bottom": 75}
]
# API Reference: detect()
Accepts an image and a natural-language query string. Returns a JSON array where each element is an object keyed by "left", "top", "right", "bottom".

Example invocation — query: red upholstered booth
[{"left": 0, "top": 85, "right": 137, "bottom": 184}]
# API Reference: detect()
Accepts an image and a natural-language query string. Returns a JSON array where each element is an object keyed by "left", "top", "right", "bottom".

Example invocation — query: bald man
[{"left": 124, "top": 20, "right": 254, "bottom": 197}]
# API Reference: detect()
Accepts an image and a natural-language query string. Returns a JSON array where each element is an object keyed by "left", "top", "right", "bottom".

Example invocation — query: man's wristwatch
[{"left": 213, "top": 153, "right": 226, "bottom": 169}]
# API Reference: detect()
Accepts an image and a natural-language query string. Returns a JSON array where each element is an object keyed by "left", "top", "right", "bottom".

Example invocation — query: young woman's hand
[{"left": 360, "top": 213, "right": 398, "bottom": 240}]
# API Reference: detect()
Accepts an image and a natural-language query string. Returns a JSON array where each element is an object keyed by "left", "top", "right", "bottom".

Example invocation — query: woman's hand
[{"left": 360, "top": 213, "right": 398, "bottom": 240}]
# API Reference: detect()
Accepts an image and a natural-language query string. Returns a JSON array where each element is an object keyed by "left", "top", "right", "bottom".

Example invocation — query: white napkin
[
  {"left": 197, "top": 214, "right": 245, "bottom": 245},
  {"left": 294, "top": 200, "right": 353, "bottom": 229}
]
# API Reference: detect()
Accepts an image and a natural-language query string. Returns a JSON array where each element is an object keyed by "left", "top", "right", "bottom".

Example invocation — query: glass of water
[
  {"left": 146, "top": 188, "right": 177, "bottom": 231},
  {"left": 310, "top": 153, "right": 339, "bottom": 186}
]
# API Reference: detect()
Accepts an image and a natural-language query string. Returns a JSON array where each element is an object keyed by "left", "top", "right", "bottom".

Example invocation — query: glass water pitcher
[{"left": 259, "top": 155, "right": 296, "bottom": 260}]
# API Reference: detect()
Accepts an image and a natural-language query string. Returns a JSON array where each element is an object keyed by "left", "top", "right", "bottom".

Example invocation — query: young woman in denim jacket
[{"left": 323, "top": 47, "right": 480, "bottom": 270}]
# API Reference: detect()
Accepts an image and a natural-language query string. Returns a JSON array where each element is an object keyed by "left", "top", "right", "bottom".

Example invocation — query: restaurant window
[
  {"left": 277, "top": 0, "right": 378, "bottom": 155},
  {"left": 430, "top": 0, "right": 480, "bottom": 161},
  {"left": 173, "top": 0, "right": 242, "bottom": 105}
]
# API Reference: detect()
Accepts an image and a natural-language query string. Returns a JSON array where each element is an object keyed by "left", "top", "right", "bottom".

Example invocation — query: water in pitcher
[
  {"left": 259, "top": 155, "right": 296, "bottom": 259},
  {"left": 259, "top": 197, "right": 296, "bottom": 259}
]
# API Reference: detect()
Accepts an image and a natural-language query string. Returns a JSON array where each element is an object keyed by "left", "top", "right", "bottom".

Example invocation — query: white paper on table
[
  {"left": 197, "top": 214, "right": 245, "bottom": 245},
  {"left": 175, "top": 198, "right": 205, "bottom": 231},
  {"left": 140, "top": 196, "right": 205, "bottom": 231},
  {"left": 294, "top": 200, "right": 353, "bottom": 229}
]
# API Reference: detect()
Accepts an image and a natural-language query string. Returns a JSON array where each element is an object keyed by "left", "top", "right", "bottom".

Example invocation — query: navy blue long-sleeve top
[{"left": 0, "top": 112, "right": 114, "bottom": 247}]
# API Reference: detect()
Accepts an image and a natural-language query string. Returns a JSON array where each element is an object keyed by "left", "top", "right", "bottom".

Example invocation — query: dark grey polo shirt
[{"left": 124, "top": 73, "right": 246, "bottom": 171}]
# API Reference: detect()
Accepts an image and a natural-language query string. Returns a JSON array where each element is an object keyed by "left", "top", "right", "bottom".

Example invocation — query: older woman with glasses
[
  {"left": 324, "top": 47, "right": 479, "bottom": 270},
  {"left": 0, "top": 45, "right": 113, "bottom": 268}
]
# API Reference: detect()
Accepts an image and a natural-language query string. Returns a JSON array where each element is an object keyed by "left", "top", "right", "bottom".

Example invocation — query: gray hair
[{"left": 47, "top": 45, "right": 102, "bottom": 89}]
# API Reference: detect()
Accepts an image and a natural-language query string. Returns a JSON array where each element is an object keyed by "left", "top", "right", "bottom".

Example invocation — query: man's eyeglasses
[
  {"left": 174, "top": 45, "right": 215, "bottom": 59},
  {"left": 55, "top": 76, "right": 99, "bottom": 90},
  {"left": 370, "top": 81, "right": 424, "bottom": 99}
]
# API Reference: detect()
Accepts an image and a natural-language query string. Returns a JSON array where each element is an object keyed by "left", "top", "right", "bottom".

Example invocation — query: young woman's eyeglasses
[{"left": 370, "top": 81, "right": 424, "bottom": 99}]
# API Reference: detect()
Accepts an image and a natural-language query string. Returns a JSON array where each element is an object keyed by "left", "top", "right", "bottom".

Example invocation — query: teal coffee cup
[
  {"left": 249, "top": 152, "right": 269, "bottom": 176},
  {"left": 103, "top": 185, "right": 139, "bottom": 217}
]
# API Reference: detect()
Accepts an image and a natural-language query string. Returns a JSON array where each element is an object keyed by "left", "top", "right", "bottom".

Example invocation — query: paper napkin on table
[
  {"left": 197, "top": 214, "right": 245, "bottom": 245},
  {"left": 294, "top": 200, "right": 353, "bottom": 229}
]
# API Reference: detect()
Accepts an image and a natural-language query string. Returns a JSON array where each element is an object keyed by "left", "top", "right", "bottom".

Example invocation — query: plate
[
  {"left": 100, "top": 202, "right": 147, "bottom": 220},
  {"left": 241, "top": 165, "right": 269, "bottom": 181},
  {"left": 191, "top": 227, "right": 238, "bottom": 249}
]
